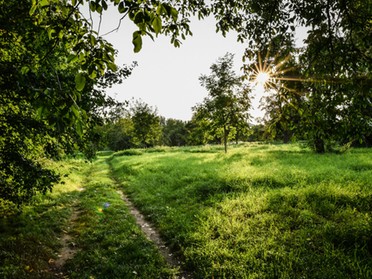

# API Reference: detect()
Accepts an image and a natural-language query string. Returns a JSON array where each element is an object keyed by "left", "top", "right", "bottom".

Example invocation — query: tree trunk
[
  {"left": 223, "top": 125, "right": 228, "bottom": 153},
  {"left": 314, "top": 137, "right": 325, "bottom": 153}
]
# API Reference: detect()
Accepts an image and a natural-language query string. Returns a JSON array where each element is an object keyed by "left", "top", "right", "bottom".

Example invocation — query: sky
[{"left": 87, "top": 5, "right": 307, "bottom": 122}]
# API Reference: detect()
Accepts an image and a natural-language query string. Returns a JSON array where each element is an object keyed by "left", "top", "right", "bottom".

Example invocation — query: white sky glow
[{"left": 86, "top": 5, "right": 307, "bottom": 122}]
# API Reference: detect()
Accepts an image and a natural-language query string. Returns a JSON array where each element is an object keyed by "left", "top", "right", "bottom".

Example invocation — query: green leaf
[
  {"left": 75, "top": 73, "right": 86, "bottom": 91},
  {"left": 89, "top": 70, "right": 97, "bottom": 79},
  {"left": 107, "top": 62, "right": 118, "bottom": 72},
  {"left": 68, "top": 54, "right": 78, "bottom": 63},
  {"left": 118, "top": 2, "right": 127, "bottom": 13},
  {"left": 76, "top": 120, "right": 83, "bottom": 137},
  {"left": 161, "top": 4, "right": 178, "bottom": 21},
  {"left": 21, "top": 66, "right": 30, "bottom": 74},
  {"left": 132, "top": 31, "right": 142, "bottom": 53},
  {"left": 102, "top": 0, "right": 108, "bottom": 10},
  {"left": 96, "top": 4, "right": 103, "bottom": 14},
  {"left": 89, "top": 1, "right": 96, "bottom": 12},
  {"left": 29, "top": 1, "right": 37, "bottom": 15},
  {"left": 40, "top": 0, "right": 49, "bottom": 7},
  {"left": 152, "top": 16, "right": 162, "bottom": 34},
  {"left": 134, "top": 11, "right": 144, "bottom": 24},
  {"left": 36, "top": 106, "right": 46, "bottom": 119},
  {"left": 170, "top": 7, "right": 178, "bottom": 21},
  {"left": 89, "top": 34, "right": 96, "bottom": 46},
  {"left": 71, "top": 104, "right": 81, "bottom": 120},
  {"left": 71, "top": 104, "right": 79, "bottom": 118},
  {"left": 156, "top": 4, "right": 167, "bottom": 15},
  {"left": 47, "top": 28, "right": 56, "bottom": 39}
]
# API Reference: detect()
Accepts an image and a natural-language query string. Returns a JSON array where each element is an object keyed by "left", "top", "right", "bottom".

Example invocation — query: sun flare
[
  {"left": 255, "top": 71, "right": 271, "bottom": 86},
  {"left": 248, "top": 48, "right": 297, "bottom": 94}
]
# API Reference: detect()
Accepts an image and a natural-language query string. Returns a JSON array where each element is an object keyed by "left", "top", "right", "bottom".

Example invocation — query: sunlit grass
[
  {"left": 65, "top": 158, "right": 175, "bottom": 278},
  {"left": 0, "top": 157, "right": 176, "bottom": 278},
  {"left": 1, "top": 144, "right": 371, "bottom": 278},
  {"left": 111, "top": 143, "right": 372, "bottom": 278}
]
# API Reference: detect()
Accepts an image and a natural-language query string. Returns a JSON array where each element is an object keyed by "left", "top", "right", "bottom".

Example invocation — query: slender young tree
[{"left": 194, "top": 53, "right": 251, "bottom": 153}]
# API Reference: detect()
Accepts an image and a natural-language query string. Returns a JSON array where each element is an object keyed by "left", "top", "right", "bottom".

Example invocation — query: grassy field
[
  {"left": 110, "top": 143, "right": 372, "bottom": 278},
  {"left": 0, "top": 157, "right": 175, "bottom": 278},
  {"left": 1, "top": 143, "right": 372, "bottom": 278}
]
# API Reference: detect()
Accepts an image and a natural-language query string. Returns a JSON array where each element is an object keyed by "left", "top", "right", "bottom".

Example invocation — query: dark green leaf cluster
[{"left": 92, "top": 0, "right": 209, "bottom": 51}]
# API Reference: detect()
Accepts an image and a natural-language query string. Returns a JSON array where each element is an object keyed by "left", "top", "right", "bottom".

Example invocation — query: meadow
[{"left": 1, "top": 143, "right": 372, "bottom": 278}]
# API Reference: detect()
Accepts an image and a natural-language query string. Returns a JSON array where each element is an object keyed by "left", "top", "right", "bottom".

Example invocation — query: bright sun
[{"left": 255, "top": 71, "right": 271, "bottom": 86}]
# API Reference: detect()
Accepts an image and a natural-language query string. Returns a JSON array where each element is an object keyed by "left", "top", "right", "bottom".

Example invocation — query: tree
[
  {"left": 161, "top": 118, "right": 188, "bottom": 146},
  {"left": 2, "top": 0, "right": 370, "bottom": 208},
  {"left": 185, "top": 113, "right": 214, "bottom": 146},
  {"left": 130, "top": 100, "right": 162, "bottom": 148},
  {"left": 0, "top": 0, "right": 131, "bottom": 208},
  {"left": 244, "top": 40, "right": 306, "bottom": 144},
  {"left": 194, "top": 53, "right": 251, "bottom": 153},
  {"left": 224, "top": 0, "right": 372, "bottom": 152},
  {"left": 104, "top": 117, "right": 136, "bottom": 151}
]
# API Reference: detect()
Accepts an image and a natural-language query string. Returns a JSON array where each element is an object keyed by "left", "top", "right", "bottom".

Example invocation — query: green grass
[
  {"left": 64, "top": 157, "right": 175, "bottom": 279},
  {"left": 0, "top": 157, "right": 175, "bottom": 278},
  {"left": 1, "top": 143, "right": 371, "bottom": 278},
  {"left": 0, "top": 158, "right": 88, "bottom": 278},
  {"left": 110, "top": 143, "right": 372, "bottom": 278}
]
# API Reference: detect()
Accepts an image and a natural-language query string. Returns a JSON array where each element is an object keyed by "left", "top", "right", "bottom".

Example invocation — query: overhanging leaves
[
  {"left": 132, "top": 31, "right": 142, "bottom": 53},
  {"left": 75, "top": 73, "right": 86, "bottom": 91}
]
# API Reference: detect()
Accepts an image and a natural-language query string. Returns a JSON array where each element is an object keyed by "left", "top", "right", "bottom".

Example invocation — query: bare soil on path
[
  {"left": 49, "top": 204, "right": 82, "bottom": 278},
  {"left": 50, "top": 159, "right": 192, "bottom": 278},
  {"left": 116, "top": 190, "right": 192, "bottom": 279}
]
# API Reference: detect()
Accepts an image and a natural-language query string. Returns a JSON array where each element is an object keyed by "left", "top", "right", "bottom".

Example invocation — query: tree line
[{"left": 98, "top": 53, "right": 255, "bottom": 152}]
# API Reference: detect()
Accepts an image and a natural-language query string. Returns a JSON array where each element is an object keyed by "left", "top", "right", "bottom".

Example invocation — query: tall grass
[{"left": 110, "top": 143, "right": 372, "bottom": 278}]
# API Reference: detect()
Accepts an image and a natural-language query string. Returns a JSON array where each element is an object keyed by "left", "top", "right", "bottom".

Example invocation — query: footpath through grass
[
  {"left": 0, "top": 156, "right": 176, "bottom": 278},
  {"left": 110, "top": 143, "right": 372, "bottom": 278},
  {"left": 1, "top": 143, "right": 371, "bottom": 278}
]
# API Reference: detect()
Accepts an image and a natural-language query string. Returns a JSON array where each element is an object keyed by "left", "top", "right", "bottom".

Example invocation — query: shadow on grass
[
  {"left": 0, "top": 190, "right": 81, "bottom": 279},
  {"left": 261, "top": 188, "right": 372, "bottom": 278},
  {"left": 185, "top": 185, "right": 372, "bottom": 279}
]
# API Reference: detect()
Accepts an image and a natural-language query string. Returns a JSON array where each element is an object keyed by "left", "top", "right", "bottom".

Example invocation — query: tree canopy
[
  {"left": 0, "top": 0, "right": 132, "bottom": 208},
  {"left": 237, "top": 0, "right": 372, "bottom": 151}
]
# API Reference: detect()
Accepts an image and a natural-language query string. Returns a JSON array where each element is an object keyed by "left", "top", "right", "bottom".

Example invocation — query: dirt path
[
  {"left": 50, "top": 159, "right": 192, "bottom": 278},
  {"left": 49, "top": 203, "right": 82, "bottom": 278},
  {"left": 107, "top": 158, "right": 192, "bottom": 279},
  {"left": 116, "top": 190, "right": 192, "bottom": 279}
]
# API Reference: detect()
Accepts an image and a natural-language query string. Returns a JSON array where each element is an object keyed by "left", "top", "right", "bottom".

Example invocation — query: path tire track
[{"left": 107, "top": 158, "right": 192, "bottom": 279}]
